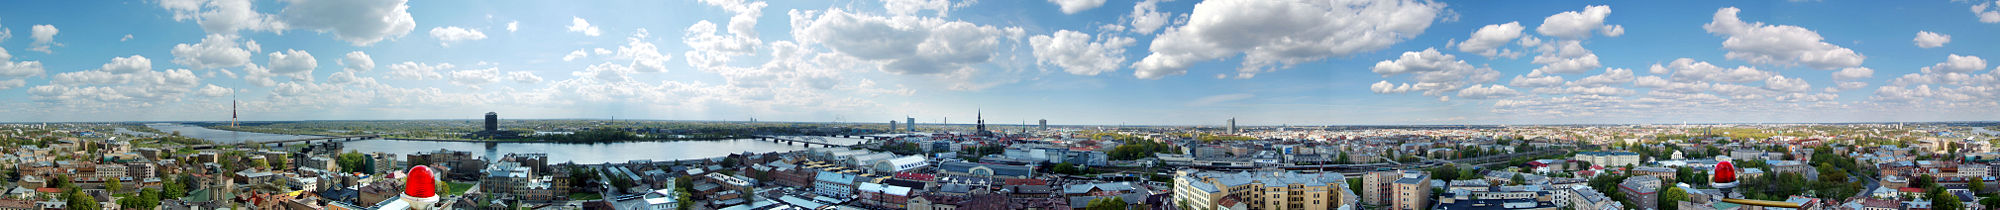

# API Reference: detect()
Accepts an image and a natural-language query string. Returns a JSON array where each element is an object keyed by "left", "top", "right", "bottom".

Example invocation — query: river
[{"left": 145, "top": 124, "right": 865, "bottom": 164}]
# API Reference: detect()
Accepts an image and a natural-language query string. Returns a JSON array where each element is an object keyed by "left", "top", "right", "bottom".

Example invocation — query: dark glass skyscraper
[{"left": 484, "top": 112, "right": 498, "bottom": 132}]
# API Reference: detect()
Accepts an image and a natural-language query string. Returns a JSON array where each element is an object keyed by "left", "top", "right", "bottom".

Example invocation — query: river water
[{"left": 145, "top": 124, "right": 865, "bottom": 164}]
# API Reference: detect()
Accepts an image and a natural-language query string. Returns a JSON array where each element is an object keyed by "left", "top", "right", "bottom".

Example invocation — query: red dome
[
  {"left": 1712, "top": 161, "right": 1737, "bottom": 184},
  {"left": 405, "top": 166, "right": 437, "bottom": 198}
]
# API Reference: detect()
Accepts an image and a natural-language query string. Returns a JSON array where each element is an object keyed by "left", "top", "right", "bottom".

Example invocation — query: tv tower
[{"left": 231, "top": 92, "right": 239, "bottom": 128}]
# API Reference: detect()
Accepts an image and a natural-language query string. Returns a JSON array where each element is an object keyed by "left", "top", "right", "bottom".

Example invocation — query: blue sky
[{"left": 0, "top": 0, "right": 1996, "bottom": 125}]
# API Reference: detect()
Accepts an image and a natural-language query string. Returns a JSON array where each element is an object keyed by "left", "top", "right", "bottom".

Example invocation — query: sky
[{"left": 0, "top": 0, "right": 1997, "bottom": 126}]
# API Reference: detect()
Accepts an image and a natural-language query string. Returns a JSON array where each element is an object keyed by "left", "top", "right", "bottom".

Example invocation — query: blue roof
[{"left": 815, "top": 171, "right": 856, "bottom": 184}]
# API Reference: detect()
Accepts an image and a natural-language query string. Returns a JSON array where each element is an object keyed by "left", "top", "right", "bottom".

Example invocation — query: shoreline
[{"left": 193, "top": 124, "right": 756, "bottom": 144}]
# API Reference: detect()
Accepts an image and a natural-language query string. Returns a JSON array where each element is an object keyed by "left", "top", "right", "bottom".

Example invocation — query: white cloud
[
  {"left": 881, "top": 0, "right": 975, "bottom": 17},
  {"left": 386, "top": 62, "right": 450, "bottom": 80},
  {"left": 1915, "top": 31, "right": 1951, "bottom": 48},
  {"left": 0, "top": 79, "right": 25, "bottom": 90},
  {"left": 612, "top": 29, "right": 673, "bottom": 73},
  {"left": 1457, "top": 22, "right": 1525, "bottom": 58},
  {"left": 158, "top": 0, "right": 287, "bottom": 34},
  {"left": 1048, "top": 0, "right": 1107, "bottom": 14},
  {"left": 1457, "top": 84, "right": 1519, "bottom": 99},
  {"left": 266, "top": 49, "right": 317, "bottom": 80},
  {"left": 1703, "top": 7, "right": 1864, "bottom": 70},
  {"left": 428, "top": 26, "right": 487, "bottom": 46},
  {"left": 101, "top": 55, "right": 153, "bottom": 74},
  {"left": 448, "top": 67, "right": 500, "bottom": 88},
  {"left": 196, "top": 84, "right": 233, "bottom": 97},
  {"left": 1030, "top": 30, "right": 1136, "bottom": 76},
  {"left": 1649, "top": 58, "right": 1773, "bottom": 83},
  {"left": 31, "top": 65, "right": 204, "bottom": 105},
  {"left": 1126, "top": 0, "right": 1170, "bottom": 34},
  {"left": 1187, "top": 93, "right": 1254, "bottom": 106},
  {"left": 1133, "top": 0, "right": 1446, "bottom": 79},
  {"left": 683, "top": 0, "right": 767, "bottom": 72},
  {"left": 1976, "top": 1, "right": 2000, "bottom": 23},
  {"left": 506, "top": 71, "right": 543, "bottom": 84},
  {"left": 121, "top": 34, "right": 134, "bottom": 42},
  {"left": 1764, "top": 75, "right": 1812, "bottom": 92},
  {"left": 29, "top": 25, "right": 57, "bottom": 53},
  {"left": 1922, "top": 54, "right": 1988, "bottom": 73},
  {"left": 1507, "top": 70, "right": 1563, "bottom": 88},
  {"left": 279, "top": 0, "right": 417, "bottom": 46},
  {"left": 567, "top": 17, "right": 602, "bottom": 37},
  {"left": 0, "top": 48, "right": 45, "bottom": 78},
  {"left": 563, "top": 50, "right": 589, "bottom": 62},
  {"left": 170, "top": 34, "right": 258, "bottom": 69},
  {"left": 1370, "top": 48, "right": 1501, "bottom": 100},
  {"left": 795, "top": 9, "right": 1017, "bottom": 76},
  {"left": 1536, "top": 5, "right": 1621, "bottom": 40},
  {"left": 1568, "top": 68, "right": 1633, "bottom": 87},
  {"left": 1525, "top": 40, "right": 1601, "bottom": 74},
  {"left": 342, "top": 51, "right": 374, "bottom": 72},
  {"left": 506, "top": 21, "right": 518, "bottom": 32},
  {"left": 1833, "top": 67, "right": 1873, "bottom": 80}
]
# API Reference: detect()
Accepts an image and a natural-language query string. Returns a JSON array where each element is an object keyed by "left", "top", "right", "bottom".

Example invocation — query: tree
[
  {"left": 162, "top": 175, "right": 185, "bottom": 199},
  {"left": 64, "top": 189, "right": 98, "bottom": 210},
  {"left": 1937, "top": 191, "right": 1965, "bottom": 210},
  {"left": 104, "top": 180, "right": 121, "bottom": 193},
  {"left": 1510, "top": 173, "right": 1526, "bottom": 184},
  {"left": 1659, "top": 186, "right": 1688, "bottom": 210},
  {"left": 1980, "top": 196, "right": 2000, "bottom": 210},
  {"left": 1086, "top": 197, "right": 1128, "bottom": 210},
  {"left": 1975, "top": 179, "right": 1989, "bottom": 195}
]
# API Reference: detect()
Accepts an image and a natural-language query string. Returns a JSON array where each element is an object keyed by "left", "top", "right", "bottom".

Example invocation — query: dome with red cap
[
  {"left": 405, "top": 166, "right": 437, "bottom": 198},
  {"left": 1712, "top": 160, "right": 1737, "bottom": 184}
]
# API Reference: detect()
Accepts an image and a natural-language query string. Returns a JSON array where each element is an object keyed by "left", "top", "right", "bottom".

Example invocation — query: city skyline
[{"left": 0, "top": 0, "right": 1997, "bottom": 125}]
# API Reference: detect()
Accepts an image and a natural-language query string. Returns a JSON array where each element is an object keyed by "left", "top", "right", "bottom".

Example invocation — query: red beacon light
[
  {"left": 398, "top": 165, "right": 441, "bottom": 210},
  {"left": 1712, "top": 156, "right": 1738, "bottom": 190}
]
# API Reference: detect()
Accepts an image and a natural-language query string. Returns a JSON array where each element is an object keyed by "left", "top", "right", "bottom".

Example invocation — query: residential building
[
  {"left": 1619, "top": 175, "right": 1662, "bottom": 210},
  {"left": 1172, "top": 169, "right": 1357, "bottom": 210}
]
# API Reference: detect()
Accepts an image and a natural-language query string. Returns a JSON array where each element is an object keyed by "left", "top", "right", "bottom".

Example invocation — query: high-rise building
[
  {"left": 484, "top": 112, "right": 499, "bottom": 132},
  {"left": 906, "top": 117, "right": 916, "bottom": 132},
  {"left": 1227, "top": 118, "right": 1237, "bottom": 133},
  {"left": 1038, "top": 119, "right": 1047, "bottom": 130},
  {"left": 890, "top": 120, "right": 899, "bottom": 132}
]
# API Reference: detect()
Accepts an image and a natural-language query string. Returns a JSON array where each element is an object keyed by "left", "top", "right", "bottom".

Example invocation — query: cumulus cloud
[
  {"left": 342, "top": 51, "right": 374, "bottom": 72},
  {"left": 170, "top": 34, "right": 259, "bottom": 69},
  {"left": 0, "top": 48, "right": 45, "bottom": 78},
  {"left": 1528, "top": 40, "right": 1601, "bottom": 74},
  {"left": 448, "top": 67, "right": 500, "bottom": 88},
  {"left": 506, "top": 71, "right": 543, "bottom": 84},
  {"left": 1704, "top": 7, "right": 1864, "bottom": 70},
  {"left": 1977, "top": 1, "right": 2000, "bottom": 23},
  {"left": 1457, "top": 22, "right": 1525, "bottom": 58},
  {"left": 1507, "top": 70, "right": 1563, "bottom": 88},
  {"left": 563, "top": 50, "right": 589, "bottom": 62},
  {"left": 31, "top": 58, "right": 204, "bottom": 105},
  {"left": 1133, "top": 0, "right": 1446, "bottom": 79},
  {"left": 1649, "top": 58, "right": 1773, "bottom": 83},
  {"left": 612, "top": 29, "right": 673, "bottom": 72},
  {"left": 387, "top": 62, "right": 450, "bottom": 80},
  {"left": 1030, "top": 30, "right": 1136, "bottom": 76},
  {"left": 279, "top": 0, "right": 417, "bottom": 46},
  {"left": 1915, "top": 31, "right": 1951, "bottom": 48},
  {"left": 1833, "top": 67, "right": 1873, "bottom": 81},
  {"left": 1922, "top": 54, "right": 1988, "bottom": 73},
  {"left": 428, "top": 26, "right": 487, "bottom": 46},
  {"left": 1369, "top": 48, "right": 1501, "bottom": 100},
  {"left": 1536, "top": 5, "right": 1621, "bottom": 40},
  {"left": 1126, "top": 0, "right": 1171, "bottom": 34},
  {"left": 266, "top": 49, "right": 317, "bottom": 81},
  {"left": 1048, "top": 0, "right": 1107, "bottom": 14},
  {"left": 28, "top": 25, "right": 57, "bottom": 53},
  {"left": 101, "top": 55, "right": 152, "bottom": 74},
  {"left": 1568, "top": 68, "right": 1633, "bottom": 87},
  {"left": 567, "top": 17, "right": 602, "bottom": 36},
  {"left": 683, "top": 0, "right": 767, "bottom": 71},
  {"left": 158, "top": 0, "right": 287, "bottom": 34},
  {"left": 882, "top": 0, "right": 976, "bottom": 17},
  {"left": 506, "top": 21, "right": 518, "bottom": 32},
  {"left": 1457, "top": 84, "right": 1519, "bottom": 99},
  {"left": 795, "top": 9, "right": 1018, "bottom": 76}
]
